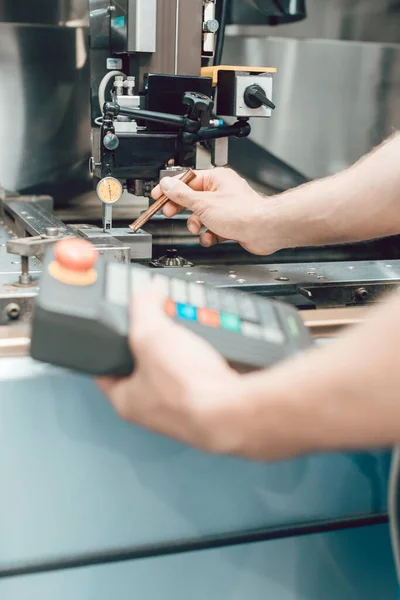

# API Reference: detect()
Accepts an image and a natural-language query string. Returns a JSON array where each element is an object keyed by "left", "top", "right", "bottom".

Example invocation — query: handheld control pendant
[{"left": 30, "top": 239, "right": 313, "bottom": 376}]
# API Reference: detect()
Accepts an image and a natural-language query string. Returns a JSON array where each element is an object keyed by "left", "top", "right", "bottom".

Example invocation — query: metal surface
[
  {"left": 0, "top": 0, "right": 88, "bottom": 26},
  {"left": 110, "top": 0, "right": 157, "bottom": 54},
  {"left": 223, "top": 34, "right": 400, "bottom": 183},
  {"left": 0, "top": 356, "right": 392, "bottom": 570},
  {"left": 161, "top": 260, "right": 400, "bottom": 289},
  {"left": 1, "top": 525, "right": 397, "bottom": 598},
  {"left": 0, "top": 20, "right": 91, "bottom": 200},
  {"left": 77, "top": 225, "right": 152, "bottom": 261},
  {"left": 230, "top": 0, "right": 400, "bottom": 44},
  {"left": 2, "top": 197, "right": 133, "bottom": 263},
  {"left": 131, "top": 0, "right": 203, "bottom": 84}
]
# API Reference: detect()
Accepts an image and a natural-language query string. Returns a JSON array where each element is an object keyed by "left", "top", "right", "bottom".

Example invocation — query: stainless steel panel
[
  {"left": 0, "top": 22, "right": 91, "bottom": 201},
  {"left": 230, "top": 0, "right": 400, "bottom": 44},
  {"left": 110, "top": 0, "right": 157, "bottom": 54},
  {"left": 0, "top": 0, "right": 88, "bottom": 26},
  {"left": 223, "top": 35, "right": 400, "bottom": 180}
]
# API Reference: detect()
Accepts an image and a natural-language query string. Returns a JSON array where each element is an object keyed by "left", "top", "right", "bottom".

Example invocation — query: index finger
[{"left": 151, "top": 169, "right": 213, "bottom": 200}]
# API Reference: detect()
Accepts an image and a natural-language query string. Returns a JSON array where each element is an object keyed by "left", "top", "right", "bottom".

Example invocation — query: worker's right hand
[{"left": 151, "top": 168, "right": 279, "bottom": 255}]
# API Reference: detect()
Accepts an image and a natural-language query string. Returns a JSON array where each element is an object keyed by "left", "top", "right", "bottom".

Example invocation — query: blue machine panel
[
  {"left": 0, "top": 358, "right": 391, "bottom": 570},
  {"left": 1, "top": 525, "right": 397, "bottom": 600}
]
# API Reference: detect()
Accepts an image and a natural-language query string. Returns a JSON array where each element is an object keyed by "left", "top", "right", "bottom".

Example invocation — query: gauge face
[{"left": 96, "top": 177, "right": 123, "bottom": 204}]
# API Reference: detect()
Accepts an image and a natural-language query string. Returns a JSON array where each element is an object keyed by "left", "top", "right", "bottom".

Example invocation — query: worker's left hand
[{"left": 96, "top": 284, "right": 244, "bottom": 453}]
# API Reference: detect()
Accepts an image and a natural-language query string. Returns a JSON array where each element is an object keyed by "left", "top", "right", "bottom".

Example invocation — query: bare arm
[
  {"left": 266, "top": 132, "right": 400, "bottom": 251},
  {"left": 232, "top": 290, "right": 400, "bottom": 461}
]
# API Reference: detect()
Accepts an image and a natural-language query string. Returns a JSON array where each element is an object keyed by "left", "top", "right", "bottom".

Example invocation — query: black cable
[{"left": 214, "top": 0, "right": 229, "bottom": 66}]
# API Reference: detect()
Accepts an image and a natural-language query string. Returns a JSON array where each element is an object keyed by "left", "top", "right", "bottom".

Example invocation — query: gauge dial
[{"left": 96, "top": 177, "right": 123, "bottom": 205}]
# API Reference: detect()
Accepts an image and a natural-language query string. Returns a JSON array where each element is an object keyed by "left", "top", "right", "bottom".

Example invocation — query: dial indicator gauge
[{"left": 96, "top": 177, "right": 123, "bottom": 205}]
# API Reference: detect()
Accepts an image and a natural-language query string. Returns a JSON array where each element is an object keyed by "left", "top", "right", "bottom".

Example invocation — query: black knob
[
  {"left": 182, "top": 92, "right": 214, "bottom": 115},
  {"left": 244, "top": 85, "right": 275, "bottom": 111},
  {"left": 103, "top": 102, "right": 120, "bottom": 117}
]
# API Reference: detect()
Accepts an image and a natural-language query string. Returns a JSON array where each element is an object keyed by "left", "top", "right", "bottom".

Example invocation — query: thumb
[{"left": 160, "top": 177, "right": 202, "bottom": 210}]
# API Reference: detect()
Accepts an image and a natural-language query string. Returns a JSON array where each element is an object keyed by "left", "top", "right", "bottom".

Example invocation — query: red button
[
  {"left": 164, "top": 299, "right": 176, "bottom": 317},
  {"left": 54, "top": 239, "right": 98, "bottom": 272},
  {"left": 198, "top": 308, "right": 220, "bottom": 328}
]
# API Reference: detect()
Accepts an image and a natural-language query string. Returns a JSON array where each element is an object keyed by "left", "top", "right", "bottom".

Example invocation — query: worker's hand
[
  {"left": 151, "top": 168, "right": 277, "bottom": 255},
  {"left": 96, "top": 284, "right": 244, "bottom": 454}
]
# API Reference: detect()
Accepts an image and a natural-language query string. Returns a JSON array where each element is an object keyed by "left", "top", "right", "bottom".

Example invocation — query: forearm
[
  {"left": 265, "top": 133, "right": 400, "bottom": 250},
  {"left": 231, "top": 291, "right": 400, "bottom": 460}
]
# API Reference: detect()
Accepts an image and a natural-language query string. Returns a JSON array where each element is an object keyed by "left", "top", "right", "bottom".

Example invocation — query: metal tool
[{"left": 129, "top": 169, "right": 197, "bottom": 233}]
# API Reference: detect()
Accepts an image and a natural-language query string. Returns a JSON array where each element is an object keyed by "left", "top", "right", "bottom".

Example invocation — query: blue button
[{"left": 176, "top": 303, "right": 197, "bottom": 321}]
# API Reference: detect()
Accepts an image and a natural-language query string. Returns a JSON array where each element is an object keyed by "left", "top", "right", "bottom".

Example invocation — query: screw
[
  {"left": 275, "top": 276, "right": 289, "bottom": 281},
  {"left": 317, "top": 275, "right": 327, "bottom": 280},
  {"left": 355, "top": 287, "right": 368, "bottom": 302},
  {"left": 237, "top": 278, "right": 246, "bottom": 283},
  {"left": 19, "top": 256, "right": 32, "bottom": 285},
  {"left": 228, "top": 274, "right": 237, "bottom": 279},
  {"left": 307, "top": 271, "right": 317, "bottom": 275},
  {"left": 5, "top": 303, "right": 20, "bottom": 320},
  {"left": 268, "top": 268, "right": 278, "bottom": 273}
]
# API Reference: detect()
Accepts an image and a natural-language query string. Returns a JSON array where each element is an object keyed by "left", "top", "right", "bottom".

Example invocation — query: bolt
[
  {"left": 45, "top": 226, "right": 59, "bottom": 238},
  {"left": 307, "top": 271, "right": 317, "bottom": 276},
  {"left": 317, "top": 275, "right": 327, "bottom": 280},
  {"left": 19, "top": 256, "right": 32, "bottom": 285},
  {"left": 275, "top": 276, "right": 290, "bottom": 281},
  {"left": 5, "top": 303, "right": 20, "bottom": 320},
  {"left": 228, "top": 274, "right": 237, "bottom": 279},
  {"left": 268, "top": 268, "right": 278, "bottom": 273},
  {"left": 355, "top": 287, "right": 368, "bottom": 302},
  {"left": 196, "top": 280, "right": 204, "bottom": 284},
  {"left": 237, "top": 278, "right": 246, "bottom": 283}
]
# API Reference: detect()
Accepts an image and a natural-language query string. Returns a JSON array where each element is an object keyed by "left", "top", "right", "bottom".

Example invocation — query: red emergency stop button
[
  {"left": 55, "top": 239, "right": 99, "bottom": 272},
  {"left": 49, "top": 239, "right": 99, "bottom": 286}
]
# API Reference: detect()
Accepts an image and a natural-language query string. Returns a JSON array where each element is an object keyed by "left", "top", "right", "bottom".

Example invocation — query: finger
[
  {"left": 162, "top": 200, "right": 184, "bottom": 218},
  {"left": 95, "top": 376, "right": 118, "bottom": 395},
  {"left": 129, "top": 283, "right": 171, "bottom": 352},
  {"left": 152, "top": 170, "right": 209, "bottom": 201},
  {"left": 199, "top": 230, "right": 228, "bottom": 247},
  {"left": 159, "top": 177, "right": 203, "bottom": 210},
  {"left": 187, "top": 214, "right": 203, "bottom": 235}
]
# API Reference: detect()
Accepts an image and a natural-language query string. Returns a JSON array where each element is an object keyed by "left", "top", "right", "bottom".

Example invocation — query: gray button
[
  {"left": 219, "top": 290, "right": 238, "bottom": 314},
  {"left": 237, "top": 293, "right": 259, "bottom": 322},
  {"left": 206, "top": 288, "right": 221, "bottom": 311}
]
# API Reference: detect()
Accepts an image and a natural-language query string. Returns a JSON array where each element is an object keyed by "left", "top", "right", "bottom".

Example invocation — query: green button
[
  {"left": 287, "top": 315, "right": 300, "bottom": 337},
  {"left": 220, "top": 313, "right": 241, "bottom": 332}
]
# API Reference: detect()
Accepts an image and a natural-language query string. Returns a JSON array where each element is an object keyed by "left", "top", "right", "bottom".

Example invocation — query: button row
[
  {"left": 163, "top": 300, "right": 284, "bottom": 344},
  {"left": 127, "top": 267, "right": 285, "bottom": 344}
]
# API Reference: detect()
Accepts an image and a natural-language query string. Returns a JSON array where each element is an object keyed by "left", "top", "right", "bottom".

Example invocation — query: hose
[{"left": 98, "top": 70, "right": 125, "bottom": 114}]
